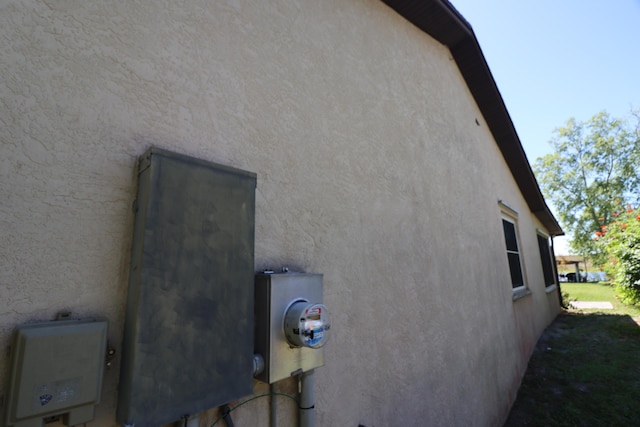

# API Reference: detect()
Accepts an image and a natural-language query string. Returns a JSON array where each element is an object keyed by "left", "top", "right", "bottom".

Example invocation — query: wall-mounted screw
[{"left": 106, "top": 347, "right": 116, "bottom": 367}]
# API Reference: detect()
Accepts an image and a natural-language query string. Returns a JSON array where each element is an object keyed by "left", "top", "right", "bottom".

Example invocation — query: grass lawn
[
  {"left": 561, "top": 282, "right": 640, "bottom": 316},
  {"left": 562, "top": 281, "right": 617, "bottom": 302},
  {"left": 504, "top": 283, "right": 640, "bottom": 426}
]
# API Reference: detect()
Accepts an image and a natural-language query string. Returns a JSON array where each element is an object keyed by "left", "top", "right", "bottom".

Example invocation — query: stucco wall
[{"left": 0, "top": 0, "right": 560, "bottom": 426}]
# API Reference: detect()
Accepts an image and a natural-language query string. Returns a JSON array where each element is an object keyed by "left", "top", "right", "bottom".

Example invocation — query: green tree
[
  {"left": 534, "top": 111, "right": 640, "bottom": 262},
  {"left": 596, "top": 208, "right": 640, "bottom": 306}
]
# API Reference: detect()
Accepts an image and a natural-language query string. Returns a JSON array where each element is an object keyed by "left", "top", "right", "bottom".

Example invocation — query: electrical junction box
[
  {"left": 3, "top": 319, "right": 108, "bottom": 427},
  {"left": 254, "top": 272, "right": 329, "bottom": 384},
  {"left": 117, "top": 148, "right": 256, "bottom": 427}
]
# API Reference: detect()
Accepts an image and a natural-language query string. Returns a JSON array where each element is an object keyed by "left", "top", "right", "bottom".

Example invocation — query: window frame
[
  {"left": 499, "top": 201, "right": 529, "bottom": 300},
  {"left": 536, "top": 229, "right": 557, "bottom": 291}
]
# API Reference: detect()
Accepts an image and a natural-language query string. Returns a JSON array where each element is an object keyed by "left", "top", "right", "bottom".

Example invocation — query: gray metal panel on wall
[
  {"left": 4, "top": 319, "right": 108, "bottom": 427},
  {"left": 117, "top": 148, "right": 256, "bottom": 427}
]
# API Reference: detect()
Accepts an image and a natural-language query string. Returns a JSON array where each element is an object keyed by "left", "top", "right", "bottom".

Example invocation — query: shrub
[
  {"left": 561, "top": 290, "right": 573, "bottom": 307},
  {"left": 596, "top": 207, "right": 640, "bottom": 306}
]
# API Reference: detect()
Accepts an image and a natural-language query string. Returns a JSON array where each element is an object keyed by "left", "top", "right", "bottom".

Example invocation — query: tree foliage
[
  {"left": 596, "top": 207, "right": 640, "bottom": 306},
  {"left": 534, "top": 111, "right": 640, "bottom": 260}
]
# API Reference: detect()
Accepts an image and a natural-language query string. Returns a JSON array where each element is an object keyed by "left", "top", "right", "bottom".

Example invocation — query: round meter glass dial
[{"left": 284, "top": 301, "right": 331, "bottom": 348}]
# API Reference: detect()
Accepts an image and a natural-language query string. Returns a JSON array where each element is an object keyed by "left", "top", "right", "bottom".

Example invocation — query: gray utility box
[
  {"left": 254, "top": 272, "right": 325, "bottom": 384},
  {"left": 4, "top": 319, "right": 108, "bottom": 427},
  {"left": 117, "top": 148, "right": 256, "bottom": 427}
]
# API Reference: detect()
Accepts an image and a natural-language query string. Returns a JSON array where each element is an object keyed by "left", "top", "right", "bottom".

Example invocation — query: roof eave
[{"left": 382, "top": 0, "right": 564, "bottom": 236}]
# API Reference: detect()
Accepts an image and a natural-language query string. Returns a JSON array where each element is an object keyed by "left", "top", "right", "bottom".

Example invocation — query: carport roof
[
  {"left": 556, "top": 255, "right": 586, "bottom": 265},
  {"left": 382, "top": 0, "right": 564, "bottom": 236}
]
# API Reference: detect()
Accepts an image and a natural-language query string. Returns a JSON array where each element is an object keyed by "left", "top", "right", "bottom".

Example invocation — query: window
[
  {"left": 498, "top": 200, "right": 529, "bottom": 300},
  {"left": 502, "top": 217, "right": 525, "bottom": 290},
  {"left": 537, "top": 233, "right": 555, "bottom": 288}
]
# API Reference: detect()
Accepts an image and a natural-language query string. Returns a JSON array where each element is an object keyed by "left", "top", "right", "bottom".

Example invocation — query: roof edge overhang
[{"left": 381, "top": 0, "right": 564, "bottom": 236}]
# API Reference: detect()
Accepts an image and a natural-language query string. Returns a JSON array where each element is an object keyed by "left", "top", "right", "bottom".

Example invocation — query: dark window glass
[
  {"left": 503, "top": 220, "right": 519, "bottom": 252},
  {"left": 537, "top": 234, "right": 555, "bottom": 287},
  {"left": 503, "top": 218, "right": 524, "bottom": 289},
  {"left": 507, "top": 253, "right": 524, "bottom": 288}
]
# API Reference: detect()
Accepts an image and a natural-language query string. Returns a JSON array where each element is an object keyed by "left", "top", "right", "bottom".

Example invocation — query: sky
[{"left": 451, "top": 0, "right": 640, "bottom": 253}]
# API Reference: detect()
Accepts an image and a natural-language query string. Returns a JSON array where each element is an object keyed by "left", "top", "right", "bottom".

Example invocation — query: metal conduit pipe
[
  {"left": 221, "top": 404, "right": 235, "bottom": 427},
  {"left": 270, "top": 383, "right": 277, "bottom": 427},
  {"left": 186, "top": 415, "right": 199, "bottom": 427},
  {"left": 299, "top": 370, "right": 315, "bottom": 427},
  {"left": 174, "top": 414, "right": 198, "bottom": 427}
]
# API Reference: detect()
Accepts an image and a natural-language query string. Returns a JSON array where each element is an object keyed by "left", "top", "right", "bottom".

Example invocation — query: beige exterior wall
[{"left": 0, "top": 0, "right": 560, "bottom": 426}]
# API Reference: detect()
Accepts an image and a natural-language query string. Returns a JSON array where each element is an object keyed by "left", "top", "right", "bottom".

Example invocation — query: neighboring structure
[
  {"left": 0, "top": 0, "right": 563, "bottom": 426},
  {"left": 556, "top": 255, "right": 587, "bottom": 281},
  {"left": 556, "top": 255, "right": 603, "bottom": 282}
]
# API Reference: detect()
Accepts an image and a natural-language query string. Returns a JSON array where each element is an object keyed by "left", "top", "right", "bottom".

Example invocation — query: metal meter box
[
  {"left": 254, "top": 272, "right": 326, "bottom": 384},
  {"left": 4, "top": 319, "right": 108, "bottom": 427},
  {"left": 117, "top": 148, "right": 256, "bottom": 427}
]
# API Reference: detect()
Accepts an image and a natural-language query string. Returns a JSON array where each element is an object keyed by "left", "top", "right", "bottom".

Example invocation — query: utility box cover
[
  {"left": 117, "top": 148, "right": 256, "bottom": 427},
  {"left": 4, "top": 319, "right": 108, "bottom": 427}
]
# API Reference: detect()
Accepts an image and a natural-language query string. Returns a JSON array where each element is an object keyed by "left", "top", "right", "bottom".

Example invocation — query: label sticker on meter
[
  {"left": 303, "top": 306, "right": 325, "bottom": 346},
  {"left": 306, "top": 305, "right": 321, "bottom": 320}
]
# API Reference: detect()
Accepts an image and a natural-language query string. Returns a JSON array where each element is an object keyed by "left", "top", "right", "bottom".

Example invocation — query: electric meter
[
  {"left": 254, "top": 272, "right": 329, "bottom": 383},
  {"left": 284, "top": 301, "right": 330, "bottom": 349}
]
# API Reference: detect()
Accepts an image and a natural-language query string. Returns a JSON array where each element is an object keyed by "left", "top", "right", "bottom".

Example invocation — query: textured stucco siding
[{"left": 0, "top": 0, "right": 560, "bottom": 426}]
